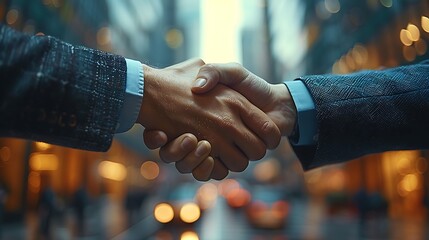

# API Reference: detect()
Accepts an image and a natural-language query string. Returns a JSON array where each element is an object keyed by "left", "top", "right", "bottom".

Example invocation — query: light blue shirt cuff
[
  {"left": 284, "top": 80, "right": 317, "bottom": 146},
  {"left": 116, "top": 59, "right": 144, "bottom": 133}
]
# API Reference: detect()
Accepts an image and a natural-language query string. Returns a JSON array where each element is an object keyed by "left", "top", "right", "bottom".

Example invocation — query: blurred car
[
  {"left": 245, "top": 185, "right": 290, "bottom": 229},
  {"left": 153, "top": 183, "right": 202, "bottom": 225}
]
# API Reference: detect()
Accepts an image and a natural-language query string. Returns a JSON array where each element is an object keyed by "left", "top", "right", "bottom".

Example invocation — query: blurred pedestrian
[
  {"left": 72, "top": 186, "right": 89, "bottom": 236},
  {"left": 38, "top": 186, "right": 56, "bottom": 240},
  {"left": 0, "top": 182, "right": 8, "bottom": 238}
]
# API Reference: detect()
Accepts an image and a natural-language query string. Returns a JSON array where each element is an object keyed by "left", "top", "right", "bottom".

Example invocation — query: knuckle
[
  {"left": 262, "top": 121, "right": 277, "bottom": 136},
  {"left": 193, "top": 58, "right": 205, "bottom": 66},
  {"left": 175, "top": 162, "right": 191, "bottom": 174},
  {"left": 159, "top": 150, "right": 175, "bottom": 163},
  {"left": 202, "top": 63, "right": 216, "bottom": 71},
  {"left": 252, "top": 147, "right": 266, "bottom": 161},
  {"left": 230, "top": 62, "right": 242, "bottom": 69}
]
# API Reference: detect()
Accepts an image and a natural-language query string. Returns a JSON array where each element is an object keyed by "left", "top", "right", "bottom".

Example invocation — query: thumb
[
  {"left": 192, "top": 64, "right": 222, "bottom": 94},
  {"left": 192, "top": 63, "right": 271, "bottom": 108}
]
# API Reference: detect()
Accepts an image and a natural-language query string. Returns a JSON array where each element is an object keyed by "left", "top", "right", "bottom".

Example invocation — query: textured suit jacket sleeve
[
  {"left": 0, "top": 24, "right": 127, "bottom": 151},
  {"left": 293, "top": 60, "right": 429, "bottom": 170}
]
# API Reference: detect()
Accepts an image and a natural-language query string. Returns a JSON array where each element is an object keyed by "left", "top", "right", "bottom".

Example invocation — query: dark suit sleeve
[
  {"left": 0, "top": 24, "right": 127, "bottom": 151},
  {"left": 294, "top": 61, "right": 429, "bottom": 170}
]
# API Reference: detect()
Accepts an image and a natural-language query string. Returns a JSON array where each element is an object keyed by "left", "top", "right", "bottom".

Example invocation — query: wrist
[
  {"left": 272, "top": 84, "right": 297, "bottom": 136},
  {"left": 138, "top": 64, "right": 156, "bottom": 126}
]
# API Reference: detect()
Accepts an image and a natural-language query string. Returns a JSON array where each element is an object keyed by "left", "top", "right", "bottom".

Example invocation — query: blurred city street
[{"left": 1, "top": 187, "right": 429, "bottom": 240}]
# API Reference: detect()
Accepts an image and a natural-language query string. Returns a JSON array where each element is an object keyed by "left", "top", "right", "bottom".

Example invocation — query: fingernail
[
  {"left": 195, "top": 142, "right": 209, "bottom": 157},
  {"left": 181, "top": 136, "right": 193, "bottom": 150},
  {"left": 194, "top": 78, "right": 207, "bottom": 88}
]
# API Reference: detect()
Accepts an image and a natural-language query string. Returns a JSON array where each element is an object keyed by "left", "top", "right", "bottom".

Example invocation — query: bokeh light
[
  {"left": 415, "top": 38, "right": 427, "bottom": 56},
  {"left": 253, "top": 158, "right": 280, "bottom": 182},
  {"left": 154, "top": 203, "right": 174, "bottom": 224},
  {"left": 400, "top": 174, "right": 419, "bottom": 192},
  {"left": 226, "top": 188, "right": 251, "bottom": 208},
  {"left": 28, "top": 171, "right": 41, "bottom": 193},
  {"left": 180, "top": 231, "right": 199, "bottom": 240},
  {"left": 140, "top": 161, "right": 160, "bottom": 180},
  {"left": 30, "top": 153, "right": 59, "bottom": 171},
  {"left": 218, "top": 179, "right": 240, "bottom": 197},
  {"left": 196, "top": 183, "right": 218, "bottom": 210},
  {"left": 380, "top": 0, "right": 392, "bottom": 8},
  {"left": 0, "top": 146, "right": 11, "bottom": 162},
  {"left": 406, "top": 24, "right": 420, "bottom": 42},
  {"left": 179, "top": 203, "right": 201, "bottom": 223},
  {"left": 403, "top": 45, "right": 417, "bottom": 62},
  {"left": 400, "top": 29, "right": 413, "bottom": 46},
  {"left": 98, "top": 161, "right": 127, "bottom": 181},
  {"left": 6, "top": 9, "right": 19, "bottom": 25},
  {"left": 324, "top": 0, "right": 340, "bottom": 14},
  {"left": 422, "top": 16, "right": 429, "bottom": 33},
  {"left": 165, "top": 28, "right": 184, "bottom": 49},
  {"left": 35, "top": 142, "right": 51, "bottom": 151},
  {"left": 97, "top": 27, "right": 111, "bottom": 46}
]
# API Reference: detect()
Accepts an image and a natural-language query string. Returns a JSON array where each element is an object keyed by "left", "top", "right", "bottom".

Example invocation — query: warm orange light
[
  {"left": 35, "top": 142, "right": 51, "bottom": 151},
  {"left": 415, "top": 39, "right": 427, "bottom": 56},
  {"left": 218, "top": 179, "right": 240, "bottom": 197},
  {"left": 272, "top": 201, "right": 289, "bottom": 219},
  {"left": 155, "top": 231, "right": 173, "bottom": 240},
  {"left": 165, "top": 28, "right": 184, "bottom": 49},
  {"left": 180, "top": 231, "right": 199, "bottom": 240},
  {"left": 140, "top": 161, "right": 160, "bottom": 180},
  {"left": 352, "top": 44, "right": 368, "bottom": 66},
  {"left": 327, "top": 170, "right": 345, "bottom": 191},
  {"left": 226, "top": 188, "right": 251, "bottom": 208},
  {"left": 98, "top": 161, "right": 127, "bottom": 181},
  {"left": 403, "top": 45, "right": 416, "bottom": 62},
  {"left": 422, "top": 16, "right": 429, "bottom": 33},
  {"left": 400, "top": 29, "right": 413, "bottom": 46},
  {"left": 305, "top": 169, "right": 322, "bottom": 184},
  {"left": 407, "top": 24, "right": 420, "bottom": 42},
  {"left": 400, "top": 174, "right": 419, "bottom": 192},
  {"left": 97, "top": 27, "right": 111, "bottom": 46},
  {"left": 416, "top": 157, "right": 428, "bottom": 174},
  {"left": 28, "top": 171, "right": 41, "bottom": 193},
  {"left": 196, "top": 183, "right": 218, "bottom": 210},
  {"left": 253, "top": 158, "right": 280, "bottom": 182},
  {"left": 179, "top": 203, "right": 201, "bottom": 223},
  {"left": 154, "top": 203, "right": 174, "bottom": 223},
  {"left": 0, "top": 146, "right": 11, "bottom": 162},
  {"left": 30, "top": 153, "right": 59, "bottom": 171},
  {"left": 395, "top": 157, "right": 410, "bottom": 175},
  {"left": 6, "top": 9, "right": 18, "bottom": 25}
]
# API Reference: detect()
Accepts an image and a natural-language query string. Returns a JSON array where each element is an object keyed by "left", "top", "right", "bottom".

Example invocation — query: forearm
[
  {"left": 0, "top": 25, "right": 127, "bottom": 151},
  {"left": 299, "top": 61, "right": 429, "bottom": 169}
]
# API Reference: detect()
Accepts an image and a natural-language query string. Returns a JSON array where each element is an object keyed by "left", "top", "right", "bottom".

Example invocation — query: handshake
[{"left": 137, "top": 59, "right": 297, "bottom": 181}]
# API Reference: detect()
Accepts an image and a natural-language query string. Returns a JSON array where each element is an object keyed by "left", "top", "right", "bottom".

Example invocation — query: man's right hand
[{"left": 144, "top": 63, "right": 298, "bottom": 181}]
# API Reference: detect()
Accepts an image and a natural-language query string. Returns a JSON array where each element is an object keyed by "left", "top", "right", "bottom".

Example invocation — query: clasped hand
[{"left": 138, "top": 59, "right": 296, "bottom": 181}]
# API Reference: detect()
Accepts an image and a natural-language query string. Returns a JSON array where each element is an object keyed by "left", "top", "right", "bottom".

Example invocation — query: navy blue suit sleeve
[
  {"left": 295, "top": 61, "right": 429, "bottom": 170},
  {"left": 0, "top": 24, "right": 127, "bottom": 151}
]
